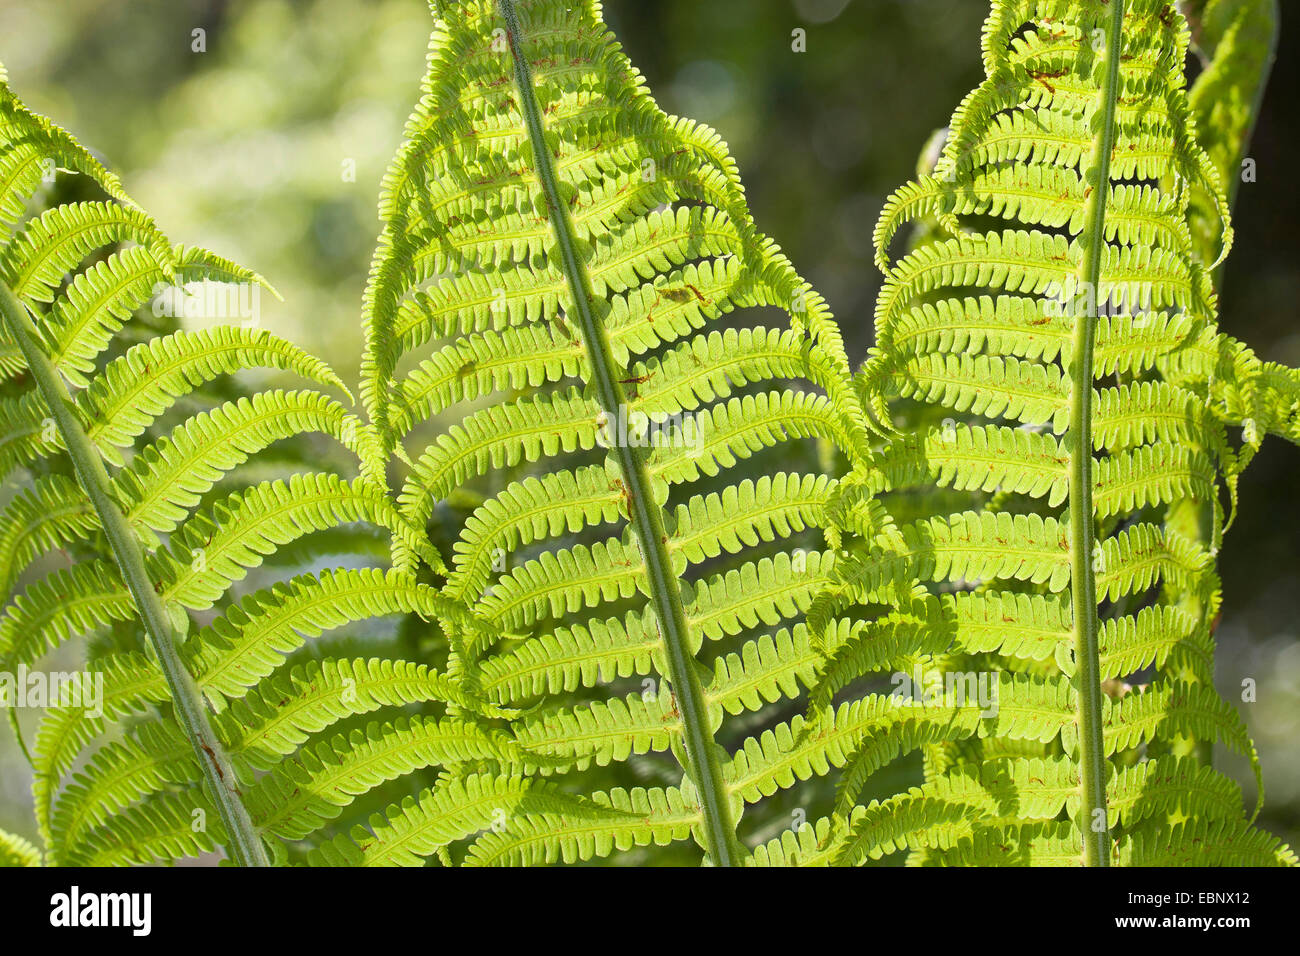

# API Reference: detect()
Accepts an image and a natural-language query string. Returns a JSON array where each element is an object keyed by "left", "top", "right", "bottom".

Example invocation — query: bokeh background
[{"left": 0, "top": 0, "right": 1295, "bottom": 853}]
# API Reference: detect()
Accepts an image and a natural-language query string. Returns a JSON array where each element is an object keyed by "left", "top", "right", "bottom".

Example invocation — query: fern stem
[
  {"left": 1068, "top": 0, "right": 1125, "bottom": 868},
  {"left": 497, "top": 0, "right": 741, "bottom": 865},
  {"left": 0, "top": 280, "right": 270, "bottom": 867}
]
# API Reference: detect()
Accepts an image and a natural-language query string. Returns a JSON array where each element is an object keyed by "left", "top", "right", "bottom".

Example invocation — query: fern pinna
[
  {"left": 808, "top": 0, "right": 1297, "bottom": 866},
  {"left": 0, "top": 63, "right": 442, "bottom": 866}
]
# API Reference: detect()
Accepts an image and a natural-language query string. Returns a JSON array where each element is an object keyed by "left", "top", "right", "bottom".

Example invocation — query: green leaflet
[{"left": 0, "top": 828, "right": 40, "bottom": 867}]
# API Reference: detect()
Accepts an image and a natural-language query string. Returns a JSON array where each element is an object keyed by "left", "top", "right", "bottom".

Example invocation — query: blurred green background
[{"left": 0, "top": 0, "right": 1295, "bottom": 853}]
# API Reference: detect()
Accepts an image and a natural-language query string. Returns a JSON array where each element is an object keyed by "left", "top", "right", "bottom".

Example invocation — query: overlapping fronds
[
  {"left": 4, "top": 0, "right": 1292, "bottom": 870},
  {"left": 810, "top": 0, "right": 1294, "bottom": 867}
]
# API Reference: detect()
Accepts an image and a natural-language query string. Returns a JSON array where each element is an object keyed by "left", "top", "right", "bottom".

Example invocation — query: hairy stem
[
  {"left": 1069, "top": 0, "right": 1125, "bottom": 868},
  {"left": 497, "top": 0, "right": 741, "bottom": 865},
  {"left": 0, "top": 280, "right": 270, "bottom": 867}
]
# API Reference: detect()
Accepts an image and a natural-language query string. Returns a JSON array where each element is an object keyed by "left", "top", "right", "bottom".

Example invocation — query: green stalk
[
  {"left": 1068, "top": 0, "right": 1125, "bottom": 868},
  {"left": 0, "top": 280, "right": 270, "bottom": 867},
  {"left": 497, "top": 0, "right": 741, "bottom": 866}
]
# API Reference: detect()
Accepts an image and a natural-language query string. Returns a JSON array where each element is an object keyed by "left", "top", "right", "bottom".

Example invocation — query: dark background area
[{"left": 0, "top": 0, "right": 1295, "bottom": 847}]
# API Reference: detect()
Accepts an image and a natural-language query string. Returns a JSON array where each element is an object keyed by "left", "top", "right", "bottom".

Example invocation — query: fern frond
[
  {"left": 348, "top": 0, "right": 875, "bottom": 866},
  {"left": 0, "top": 62, "right": 407, "bottom": 867},
  {"left": 828, "top": 0, "right": 1291, "bottom": 867}
]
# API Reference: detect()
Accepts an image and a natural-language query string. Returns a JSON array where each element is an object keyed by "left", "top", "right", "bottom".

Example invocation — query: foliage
[
  {"left": 0, "top": 54, "right": 437, "bottom": 865},
  {"left": 0, "top": 0, "right": 1296, "bottom": 867},
  {"left": 818, "top": 0, "right": 1295, "bottom": 866}
]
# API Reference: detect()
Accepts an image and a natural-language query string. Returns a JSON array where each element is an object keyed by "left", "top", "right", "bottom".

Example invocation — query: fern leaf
[
  {"left": 828, "top": 0, "right": 1291, "bottom": 867},
  {"left": 354, "top": 0, "right": 874, "bottom": 865}
]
